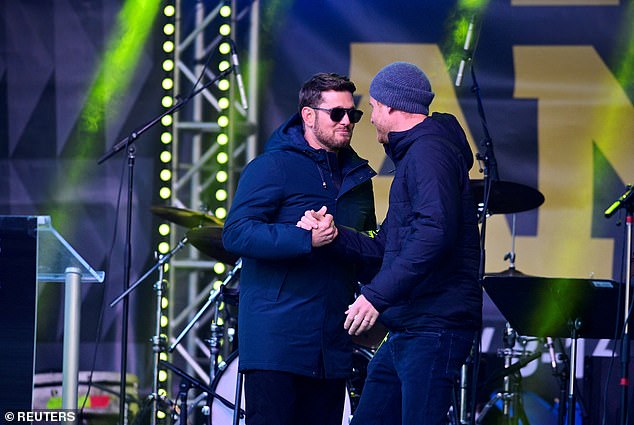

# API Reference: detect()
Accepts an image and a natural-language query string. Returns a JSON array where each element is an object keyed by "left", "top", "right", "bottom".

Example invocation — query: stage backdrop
[{"left": 1, "top": 0, "right": 633, "bottom": 422}]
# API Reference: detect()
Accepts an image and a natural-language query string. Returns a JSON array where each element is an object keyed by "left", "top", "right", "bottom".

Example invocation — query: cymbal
[
  {"left": 151, "top": 205, "right": 223, "bottom": 227},
  {"left": 470, "top": 179, "right": 544, "bottom": 215},
  {"left": 186, "top": 226, "right": 239, "bottom": 265},
  {"left": 486, "top": 267, "right": 530, "bottom": 277}
]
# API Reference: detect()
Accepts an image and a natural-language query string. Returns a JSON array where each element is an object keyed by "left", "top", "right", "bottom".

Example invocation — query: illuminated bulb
[
  {"left": 161, "top": 115, "right": 173, "bottom": 126},
  {"left": 158, "top": 223, "right": 170, "bottom": 235},
  {"left": 215, "top": 208, "right": 227, "bottom": 220},
  {"left": 161, "top": 315, "right": 169, "bottom": 327},
  {"left": 216, "top": 170, "right": 228, "bottom": 182},
  {"left": 214, "top": 262, "right": 226, "bottom": 274},
  {"left": 162, "top": 78, "right": 173, "bottom": 90},
  {"left": 160, "top": 151, "right": 172, "bottom": 163},
  {"left": 217, "top": 115, "right": 229, "bottom": 128},
  {"left": 162, "top": 59, "right": 174, "bottom": 71},
  {"left": 164, "top": 5, "right": 175, "bottom": 17},
  {"left": 218, "top": 97, "right": 230, "bottom": 109},
  {"left": 162, "top": 40, "right": 174, "bottom": 53},
  {"left": 162, "top": 96, "right": 173, "bottom": 107},
  {"left": 161, "top": 132, "right": 172, "bottom": 144},
  {"left": 216, "top": 189, "right": 228, "bottom": 201},
  {"left": 159, "top": 188, "right": 171, "bottom": 200},
  {"left": 219, "top": 24, "right": 231, "bottom": 36},
  {"left": 161, "top": 297, "right": 169, "bottom": 309},
  {"left": 158, "top": 241, "right": 170, "bottom": 253},
  {"left": 217, "top": 134, "right": 228, "bottom": 145},
  {"left": 220, "top": 5, "right": 231, "bottom": 17},
  {"left": 160, "top": 169, "right": 172, "bottom": 181},
  {"left": 219, "top": 42, "right": 231, "bottom": 55},
  {"left": 218, "top": 79, "right": 230, "bottom": 91},
  {"left": 158, "top": 370, "right": 168, "bottom": 382},
  {"left": 217, "top": 152, "right": 228, "bottom": 164},
  {"left": 163, "top": 23, "right": 175, "bottom": 36},
  {"left": 219, "top": 60, "right": 230, "bottom": 71}
]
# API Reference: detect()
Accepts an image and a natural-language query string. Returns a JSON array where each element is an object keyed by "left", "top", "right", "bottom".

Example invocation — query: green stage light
[
  {"left": 163, "top": 23, "right": 174, "bottom": 35},
  {"left": 162, "top": 78, "right": 173, "bottom": 90},
  {"left": 217, "top": 134, "right": 228, "bottom": 145},
  {"left": 161, "top": 115, "right": 173, "bottom": 126},
  {"left": 219, "top": 5, "right": 231, "bottom": 17},
  {"left": 215, "top": 207, "right": 227, "bottom": 220},
  {"left": 218, "top": 79, "right": 230, "bottom": 91},
  {"left": 219, "top": 60, "right": 230, "bottom": 71},
  {"left": 219, "top": 24, "right": 231, "bottom": 36}
]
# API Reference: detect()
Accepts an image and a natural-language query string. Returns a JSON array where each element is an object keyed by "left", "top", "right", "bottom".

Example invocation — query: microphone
[
  {"left": 604, "top": 184, "right": 634, "bottom": 218},
  {"left": 228, "top": 39, "right": 249, "bottom": 110},
  {"left": 455, "top": 15, "right": 476, "bottom": 87}
]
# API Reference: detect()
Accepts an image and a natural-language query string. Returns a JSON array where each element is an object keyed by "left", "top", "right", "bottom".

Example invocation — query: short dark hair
[{"left": 298, "top": 73, "right": 357, "bottom": 111}]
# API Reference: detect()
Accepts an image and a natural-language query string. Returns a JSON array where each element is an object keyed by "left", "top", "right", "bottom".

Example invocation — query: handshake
[
  {"left": 296, "top": 205, "right": 338, "bottom": 247},
  {"left": 296, "top": 205, "right": 379, "bottom": 335}
]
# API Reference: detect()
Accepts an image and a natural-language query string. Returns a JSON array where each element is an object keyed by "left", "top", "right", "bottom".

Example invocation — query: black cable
[
  {"left": 79, "top": 148, "right": 128, "bottom": 416},
  {"left": 601, "top": 215, "right": 628, "bottom": 425}
]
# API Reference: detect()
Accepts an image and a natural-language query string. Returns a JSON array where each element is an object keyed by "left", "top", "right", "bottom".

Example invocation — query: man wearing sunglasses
[
  {"left": 299, "top": 62, "right": 482, "bottom": 425},
  {"left": 222, "top": 73, "right": 376, "bottom": 425}
]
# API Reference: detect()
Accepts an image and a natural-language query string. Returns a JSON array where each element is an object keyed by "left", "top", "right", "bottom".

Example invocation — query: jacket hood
[
  {"left": 385, "top": 112, "right": 474, "bottom": 170},
  {"left": 264, "top": 112, "right": 309, "bottom": 154}
]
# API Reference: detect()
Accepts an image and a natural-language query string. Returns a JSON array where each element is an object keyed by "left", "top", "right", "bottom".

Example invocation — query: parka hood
[{"left": 385, "top": 112, "right": 474, "bottom": 170}]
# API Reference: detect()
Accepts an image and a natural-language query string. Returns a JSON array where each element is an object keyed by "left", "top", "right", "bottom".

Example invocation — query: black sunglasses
[{"left": 311, "top": 107, "right": 364, "bottom": 123}]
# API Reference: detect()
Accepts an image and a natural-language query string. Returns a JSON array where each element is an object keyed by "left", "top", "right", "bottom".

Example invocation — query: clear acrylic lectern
[{"left": 0, "top": 215, "right": 104, "bottom": 411}]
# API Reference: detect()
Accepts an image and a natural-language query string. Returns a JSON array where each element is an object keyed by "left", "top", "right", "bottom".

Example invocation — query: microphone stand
[
  {"left": 458, "top": 60, "right": 500, "bottom": 425},
  {"left": 98, "top": 66, "right": 235, "bottom": 425},
  {"left": 604, "top": 186, "right": 634, "bottom": 425},
  {"left": 109, "top": 237, "right": 188, "bottom": 424}
]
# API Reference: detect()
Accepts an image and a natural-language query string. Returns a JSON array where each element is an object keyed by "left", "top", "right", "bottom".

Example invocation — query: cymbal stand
[
  {"left": 503, "top": 214, "right": 518, "bottom": 272},
  {"left": 168, "top": 259, "right": 242, "bottom": 421},
  {"left": 150, "top": 258, "right": 167, "bottom": 425},
  {"left": 109, "top": 236, "right": 189, "bottom": 424}
]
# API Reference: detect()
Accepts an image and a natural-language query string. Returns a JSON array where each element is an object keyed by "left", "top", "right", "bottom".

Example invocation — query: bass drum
[{"left": 210, "top": 346, "right": 373, "bottom": 425}]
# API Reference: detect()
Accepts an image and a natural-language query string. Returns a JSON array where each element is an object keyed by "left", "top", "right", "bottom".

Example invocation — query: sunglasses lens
[
  {"left": 329, "top": 108, "right": 363, "bottom": 123},
  {"left": 329, "top": 108, "right": 346, "bottom": 122},
  {"left": 349, "top": 109, "right": 363, "bottom": 123}
]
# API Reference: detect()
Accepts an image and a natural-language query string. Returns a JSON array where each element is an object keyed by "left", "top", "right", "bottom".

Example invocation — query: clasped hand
[
  {"left": 296, "top": 205, "right": 338, "bottom": 247},
  {"left": 296, "top": 206, "right": 379, "bottom": 335}
]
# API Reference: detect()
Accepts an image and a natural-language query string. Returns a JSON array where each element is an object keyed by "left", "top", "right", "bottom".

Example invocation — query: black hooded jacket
[{"left": 335, "top": 112, "right": 482, "bottom": 331}]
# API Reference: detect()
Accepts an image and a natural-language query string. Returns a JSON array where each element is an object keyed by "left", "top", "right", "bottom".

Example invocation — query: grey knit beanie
[{"left": 369, "top": 62, "right": 435, "bottom": 115}]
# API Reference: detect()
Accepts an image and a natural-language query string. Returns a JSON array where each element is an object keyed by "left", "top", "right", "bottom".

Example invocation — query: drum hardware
[
  {"left": 169, "top": 258, "right": 242, "bottom": 422},
  {"left": 159, "top": 359, "right": 245, "bottom": 424},
  {"left": 109, "top": 235, "right": 189, "bottom": 425},
  {"left": 476, "top": 326, "right": 542, "bottom": 425},
  {"left": 208, "top": 347, "right": 373, "bottom": 425}
]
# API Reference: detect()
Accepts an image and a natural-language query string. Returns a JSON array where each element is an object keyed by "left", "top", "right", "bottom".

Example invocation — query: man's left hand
[{"left": 344, "top": 295, "right": 379, "bottom": 336}]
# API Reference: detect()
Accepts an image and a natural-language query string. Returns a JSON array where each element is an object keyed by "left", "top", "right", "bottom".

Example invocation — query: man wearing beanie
[{"left": 299, "top": 62, "right": 482, "bottom": 424}]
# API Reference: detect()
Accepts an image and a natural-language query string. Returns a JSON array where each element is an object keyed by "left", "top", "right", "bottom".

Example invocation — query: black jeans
[{"left": 244, "top": 370, "right": 346, "bottom": 425}]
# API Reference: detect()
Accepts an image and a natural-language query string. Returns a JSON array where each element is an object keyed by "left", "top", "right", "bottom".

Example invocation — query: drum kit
[
  {"left": 148, "top": 206, "right": 377, "bottom": 425},
  {"left": 146, "top": 177, "right": 573, "bottom": 425}
]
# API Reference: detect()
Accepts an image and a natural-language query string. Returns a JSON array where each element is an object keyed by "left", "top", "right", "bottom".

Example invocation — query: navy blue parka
[
  {"left": 222, "top": 113, "right": 376, "bottom": 378},
  {"left": 334, "top": 112, "right": 482, "bottom": 332}
]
